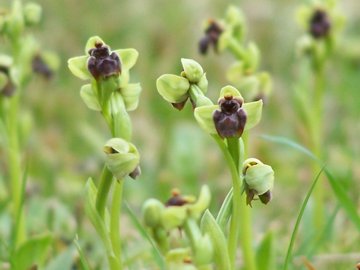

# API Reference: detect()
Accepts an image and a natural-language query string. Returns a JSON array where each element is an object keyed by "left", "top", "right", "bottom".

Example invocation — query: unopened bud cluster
[{"left": 199, "top": 6, "right": 272, "bottom": 103}]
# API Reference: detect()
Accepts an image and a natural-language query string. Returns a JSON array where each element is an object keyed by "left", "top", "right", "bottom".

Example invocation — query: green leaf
[
  {"left": 45, "top": 245, "right": 75, "bottom": 270},
  {"left": 256, "top": 231, "right": 276, "bottom": 270},
  {"left": 156, "top": 74, "right": 190, "bottom": 104},
  {"left": 261, "top": 134, "right": 360, "bottom": 231},
  {"left": 243, "top": 99, "right": 263, "bottom": 131},
  {"left": 121, "top": 83, "right": 142, "bottom": 111},
  {"left": 80, "top": 84, "right": 101, "bottom": 111},
  {"left": 12, "top": 234, "right": 52, "bottom": 270},
  {"left": 200, "top": 210, "right": 231, "bottom": 270},
  {"left": 68, "top": 56, "right": 89, "bottom": 80},
  {"left": 124, "top": 202, "right": 166, "bottom": 270},
  {"left": 74, "top": 236, "right": 91, "bottom": 270},
  {"left": 114, "top": 49, "right": 139, "bottom": 70},
  {"left": 216, "top": 188, "right": 233, "bottom": 232},
  {"left": 84, "top": 178, "right": 114, "bottom": 255}
]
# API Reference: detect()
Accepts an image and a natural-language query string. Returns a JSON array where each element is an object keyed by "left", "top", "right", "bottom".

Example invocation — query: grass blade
[
  {"left": 124, "top": 201, "right": 165, "bottom": 270},
  {"left": 261, "top": 134, "right": 360, "bottom": 230},
  {"left": 283, "top": 167, "right": 325, "bottom": 270}
]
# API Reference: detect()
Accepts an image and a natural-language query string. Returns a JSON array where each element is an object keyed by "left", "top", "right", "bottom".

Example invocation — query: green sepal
[
  {"left": 219, "top": 85, "right": 243, "bottom": 100},
  {"left": 80, "top": 84, "right": 101, "bottom": 111},
  {"left": 0, "top": 54, "right": 13, "bottom": 67},
  {"left": 103, "top": 137, "right": 139, "bottom": 180},
  {"left": 243, "top": 99, "right": 263, "bottom": 130},
  {"left": 200, "top": 210, "right": 230, "bottom": 270},
  {"left": 181, "top": 58, "right": 204, "bottom": 83},
  {"left": 67, "top": 56, "right": 89, "bottom": 80},
  {"left": 197, "top": 73, "right": 208, "bottom": 94},
  {"left": 113, "top": 48, "right": 139, "bottom": 70},
  {"left": 245, "top": 42, "right": 260, "bottom": 72},
  {"left": 85, "top": 36, "right": 105, "bottom": 55},
  {"left": 161, "top": 206, "right": 187, "bottom": 231},
  {"left": 188, "top": 185, "right": 211, "bottom": 220},
  {"left": 121, "top": 83, "right": 142, "bottom": 111},
  {"left": 157, "top": 74, "right": 190, "bottom": 103}
]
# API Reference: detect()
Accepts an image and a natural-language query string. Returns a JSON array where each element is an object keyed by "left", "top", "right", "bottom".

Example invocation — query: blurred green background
[{"left": 1, "top": 0, "right": 360, "bottom": 269}]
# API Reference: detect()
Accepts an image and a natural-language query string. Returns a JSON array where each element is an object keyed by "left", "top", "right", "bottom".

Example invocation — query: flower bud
[
  {"left": 142, "top": 198, "right": 165, "bottom": 228},
  {"left": 23, "top": 3, "right": 42, "bottom": 26},
  {"left": 181, "top": 58, "right": 204, "bottom": 83},
  {"left": 242, "top": 158, "right": 274, "bottom": 206},
  {"left": 87, "top": 42, "right": 121, "bottom": 80},
  {"left": 103, "top": 138, "right": 140, "bottom": 180},
  {"left": 156, "top": 74, "right": 190, "bottom": 105},
  {"left": 194, "top": 235, "right": 214, "bottom": 265},
  {"left": 309, "top": 9, "right": 331, "bottom": 39}
]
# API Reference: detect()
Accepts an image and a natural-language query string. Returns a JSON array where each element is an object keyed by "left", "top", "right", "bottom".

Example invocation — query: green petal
[
  {"left": 161, "top": 206, "right": 187, "bottom": 231},
  {"left": 85, "top": 36, "right": 105, "bottom": 54},
  {"left": 219, "top": 85, "right": 243, "bottom": 100},
  {"left": 188, "top": 185, "right": 211, "bottom": 220},
  {"left": 80, "top": 84, "right": 101, "bottom": 111},
  {"left": 68, "top": 56, "right": 89, "bottom": 80},
  {"left": 121, "top": 83, "right": 142, "bottom": 111},
  {"left": 157, "top": 74, "right": 190, "bottom": 103},
  {"left": 194, "top": 105, "right": 218, "bottom": 135},
  {"left": 114, "top": 48, "right": 139, "bottom": 70},
  {"left": 243, "top": 99, "right": 263, "bottom": 131},
  {"left": 181, "top": 58, "right": 204, "bottom": 83}
]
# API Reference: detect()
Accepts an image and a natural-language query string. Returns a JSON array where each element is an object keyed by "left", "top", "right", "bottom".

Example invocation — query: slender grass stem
[
  {"left": 110, "top": 180, "right": 124, "bottom": 270},
  {"left": 311, "top": 66, "right": 325, "bottom": 230}
]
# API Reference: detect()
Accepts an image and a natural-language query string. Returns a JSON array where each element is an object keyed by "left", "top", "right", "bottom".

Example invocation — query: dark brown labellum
[
  {"left": 171, "top": 98, "right": 188, "bottom": 111},
  {"left": 199, "top": 20, "right": 223, "bottom": 55},
  {"left": 213, "top": 95, "right": 247, "bottom": 138},
  {"left": 259, "top": 190, "right": 272, "bottom": 205},
  {"left": 309, "top": 9, "right": 331, "bottom": 39},
  {"left": 32, "top": 55, "right": 53, "bottom": 79},
  {"left": 0, "top": 66, "right": 16, "bottom": 97},
  {"left": 129, "top": 166, "right": 141, "bottom": 179},
  {"left": 165, "top": 190, "right": 189, "bottom": 207},
  {"left": 87, "top": 42, "right": 121, "bottom": 80}
]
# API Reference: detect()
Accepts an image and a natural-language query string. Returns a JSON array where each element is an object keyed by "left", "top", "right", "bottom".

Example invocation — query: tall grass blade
[
  {"left": 283, "top": 167, "right": 325, "bottom": 270},
  {"left": 261, "top": 135, "right": 360, "bottom": 230}
]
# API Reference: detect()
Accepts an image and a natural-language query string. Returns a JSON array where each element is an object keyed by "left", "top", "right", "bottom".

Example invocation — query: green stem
[
  {"left": 6, "top": 93, "right": 26, "bottom": 248},
  {"left": 95, "top": 166, "right": 114, "bottom": 218},
  {"left": 184, "top": 218, "right": 202, "bottom": 251},
  {"left": 311, "top": 66, "right": 325, "bottom": 230},
  {"left": 227, "top": 37, "right": 246, "bottom": 60},
  {"left": 189, "top": 84, "right": 213, "bottom": 107},
  {"left": 110, "top": 180, "right": 124, "bottom": 270},
  {"left": 238, "top": 135, "right": 257, "bottom": 270},
  {"left": 212, "top": 136, "right": 241, "bottom": 270}
]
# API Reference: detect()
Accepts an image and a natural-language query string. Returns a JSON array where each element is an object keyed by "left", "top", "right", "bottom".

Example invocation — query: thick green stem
[
  {"left": 110, "top": 180, "right": 124, "bottom": 270},
  {"left": 6, "top": 93, "right": 26, "bottom": 248},
  {"left": 238, "top": 135, "right": 257, "bottom": 270},
  {"left": 96, "top": 166, "right": 114, "bottom": 218},
  {"left": 212, "top": 136, "right": 241, "bottom": 270}
]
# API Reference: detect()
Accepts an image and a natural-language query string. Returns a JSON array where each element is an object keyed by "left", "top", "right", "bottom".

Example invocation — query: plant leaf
[{"left": 256, "top": 231, "right": 276, "bottom": 270}]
